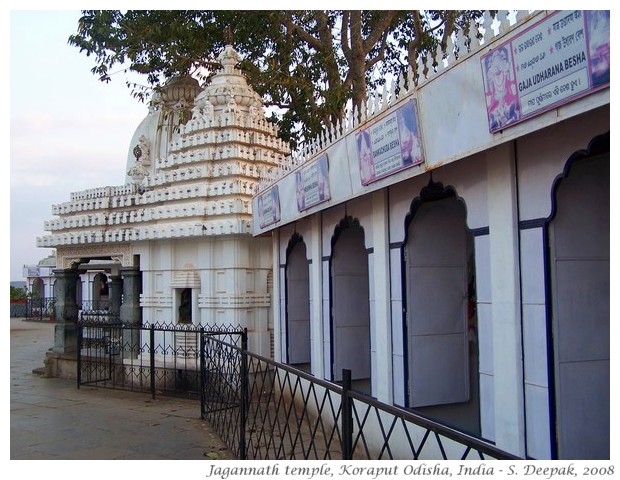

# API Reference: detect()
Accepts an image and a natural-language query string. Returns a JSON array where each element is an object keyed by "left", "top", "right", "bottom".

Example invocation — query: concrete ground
[{"left": 9, "top": 317, "right": 236, "bottom": 462}]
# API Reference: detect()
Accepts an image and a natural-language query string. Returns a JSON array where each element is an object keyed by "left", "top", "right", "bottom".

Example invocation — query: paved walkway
[{"left": 9, "top": 317, "right": 236, "bottom": 461}]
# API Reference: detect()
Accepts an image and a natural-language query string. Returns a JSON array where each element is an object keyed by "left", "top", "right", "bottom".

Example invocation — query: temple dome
[
  {"left": 125, "top": 75, "right": 202, "bottom": 184},
  {"left": 153, "top": 75, "right": 202, "bottom": 108},
  {"left": 37, "top": 254, "right": 57, "bottom": 267}
]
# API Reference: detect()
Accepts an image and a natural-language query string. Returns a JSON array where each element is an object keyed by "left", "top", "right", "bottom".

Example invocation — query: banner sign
[
  {"left": 295, "top": 154, "right": 331, "bottom": 211},
  {"left": 257, "top": 185, "right": 281, "bottom": 228},
  {"left": 355, "top": 99, "right": 424, "bottom": 186},
  {"left": 27, "top": 267, "right": 40, "bottom": 277},
  {"left": 481, "top": 10, "right": 610, "bottom": 133}
]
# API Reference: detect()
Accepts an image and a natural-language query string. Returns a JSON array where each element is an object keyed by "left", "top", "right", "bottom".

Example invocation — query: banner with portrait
[
  {"left": 481, "top": 10, "right": 610, "bottom": 133},
  {"left": 295, "top": 154, "right": 331, "bottom": 211},
  {"left": 257, "top": 185, "right": 281, "bottom": 228},
  {"left": 355, "top": 99, "right": 424, "bottom": 186}
]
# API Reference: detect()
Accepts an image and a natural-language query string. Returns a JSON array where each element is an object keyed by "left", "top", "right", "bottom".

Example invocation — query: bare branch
[{"left": 278, "top": 12, "right": 325, "bottom": 53}]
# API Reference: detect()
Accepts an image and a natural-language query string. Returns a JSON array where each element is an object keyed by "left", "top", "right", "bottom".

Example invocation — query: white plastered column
[
  {"left": 309, "top": 214, "right": 324, "bottom": 377},
  {"left": 486, "top": 142, "right": 526, "bottom": 457},
  {"left": 371, "top": 189, "right": 392, "bottom": 403},
  {"left": 272, "top": 229, "right": 283, "bottom": 362}
]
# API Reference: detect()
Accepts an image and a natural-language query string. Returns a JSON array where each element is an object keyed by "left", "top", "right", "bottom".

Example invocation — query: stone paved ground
[{"left": 9, "top": 317, "right": 236, "bottom": 462}]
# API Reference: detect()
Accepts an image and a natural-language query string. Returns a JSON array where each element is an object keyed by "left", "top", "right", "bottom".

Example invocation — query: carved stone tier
[{"left": 39, "top": 45, "right": 289, "bottom": 251}]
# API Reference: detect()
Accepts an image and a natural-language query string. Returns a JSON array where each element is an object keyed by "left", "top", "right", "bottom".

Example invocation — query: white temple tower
[{"left": 38, "top": 45, "right": 290, "bottom": 356}]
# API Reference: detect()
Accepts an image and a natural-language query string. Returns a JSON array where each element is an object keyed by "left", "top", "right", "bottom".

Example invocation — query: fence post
[
  {"left": 199, "top": 327, "right": 205, "bottom": 419},
  {"left": 239, "top": 328, "right": 248, "bottom": 460},
  {"left": 76, "top": 319, "right": 82, "bottom": 389},
  {"left": 150, "top": 325, "right": 155, "bottom": 399},
  {"left": 341, "top": 368, "right": 353, "bottom": 460}
]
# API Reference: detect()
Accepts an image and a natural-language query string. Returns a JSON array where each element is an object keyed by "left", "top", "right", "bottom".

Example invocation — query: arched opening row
[{"left": 280, "top": 139, "right": 609, "bottom": 459}]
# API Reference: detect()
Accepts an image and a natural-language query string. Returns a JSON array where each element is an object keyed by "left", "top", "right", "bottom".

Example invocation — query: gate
[
  {"left": 201, "top": 330, "right": 247, "bottom": 413},
  {"left": 77, "top": 311, "right": 123, "bottom": 387},
  {"left": 200, "top": 330, "right": 248, "bottom": 458}
]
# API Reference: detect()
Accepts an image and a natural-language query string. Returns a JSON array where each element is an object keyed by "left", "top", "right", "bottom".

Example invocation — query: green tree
[
  {"left": 69, "top": 10, "right": 486, "bottom": 148},
  {"left": 10, "top": 286, "right": 28, "bottom": 301}
]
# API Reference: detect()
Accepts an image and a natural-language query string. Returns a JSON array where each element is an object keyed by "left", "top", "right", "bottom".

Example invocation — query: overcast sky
[{"left": 9, "top": 10, "right": 147, "bottom": 282}]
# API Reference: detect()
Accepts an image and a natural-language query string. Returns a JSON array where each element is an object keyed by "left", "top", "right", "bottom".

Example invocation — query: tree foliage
[
  {"left": 10, "top": 286, "right": 28, "bottom": 301},
  {"left": 69, "top": 10, "right": 486, "bottom": 148}
]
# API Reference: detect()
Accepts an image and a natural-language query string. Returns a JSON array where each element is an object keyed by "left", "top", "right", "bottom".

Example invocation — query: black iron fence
[
  {"left": 76, "top": 316, "right": 520, "bottom": 460},
  {"left": 21, "top": 299, "right": 111, "bottom": 321},
  {"left": 77, "top": 313, "right": 243, "bottom": 399},
  {"left": 22, "top": 297, "right": 55, "bottom": 321},
  {"left": 10, "top": 301, "right": 28, "bottom": 317},
  {"left": 200, "top": 333, "right": 521, "bottom": 461}
]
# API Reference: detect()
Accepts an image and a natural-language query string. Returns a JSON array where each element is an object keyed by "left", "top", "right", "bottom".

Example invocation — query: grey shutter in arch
[
  {"left": 331, "top": 219, "right": 371, "bottom": 382},
  {"left": 549, "top": 149, "right": 609, "bottom": 459},
  {"left": 286, "top": 240, "right": 311, "bottom": 365},
  {"left": 406, "top": 195, "right": 469, "bottom": 407}
]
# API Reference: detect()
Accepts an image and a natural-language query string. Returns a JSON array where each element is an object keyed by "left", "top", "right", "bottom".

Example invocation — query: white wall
[
  {"left": 272, "top": 107, "right": 609, "bottom": 458},
  {"left": 136, "top": 235, "right": 273, "bottom": 356}
]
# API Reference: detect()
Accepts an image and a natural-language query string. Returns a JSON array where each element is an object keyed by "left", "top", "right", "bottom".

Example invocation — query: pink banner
[{"left": 481, "top": 10, "right": 610, "bottom": 132}]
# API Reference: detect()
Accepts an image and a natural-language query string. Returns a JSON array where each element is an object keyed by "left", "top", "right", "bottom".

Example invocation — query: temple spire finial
[{"left": 224, "top": 26, "right": 233, "bottom": 46}]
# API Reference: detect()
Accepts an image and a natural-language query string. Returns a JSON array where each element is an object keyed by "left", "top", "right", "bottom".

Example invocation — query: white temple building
[
  {"left": 23, "top": 254, "right": 57, "bottom": 301},
  {"left": 37, "top": 45, "right": 290, "bottom": 358}
]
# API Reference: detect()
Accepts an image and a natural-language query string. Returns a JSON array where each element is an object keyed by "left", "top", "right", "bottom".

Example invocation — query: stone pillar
[
  {"left": 52, "top": 268, "right": 80, "bottom": 354},
  {"left": 120, "top": 266, "right": 142, "bottom": 358},
  {"left": 109, "top": 275, "right": 123, "bottom": 318}
]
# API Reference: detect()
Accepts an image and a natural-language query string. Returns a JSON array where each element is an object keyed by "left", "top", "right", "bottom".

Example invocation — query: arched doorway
[
  {"left": 93, "top": 273, "right": 109, "bottom": 310},
  {"left": 330, "top": 216, "right": 371, "bottom": 394},
  {"left": 32, "top": 277, "right": 44, "bottom": 298},
  {"left": 32, "top": 278, "right": 45, "bottom": 310},
  {"left": 403, "top": 183, "right": 480, "bottom": 436},
  {"left": 547, "top": 138, "right": 609, "bottom": 459},
  {"left": 285, "top": 235, "right": 311, "bottom": 371}
]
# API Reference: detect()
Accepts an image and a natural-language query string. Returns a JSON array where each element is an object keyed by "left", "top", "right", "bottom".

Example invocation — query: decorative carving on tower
[
  {"left": 127, "top": 138, "right": 150, "bottom": 184},
  {"left": 225, "top": 94, "right": 238, "bottom": 114},
  {"left": 137, "top": 135, "right": 151, "bottom": 166}
]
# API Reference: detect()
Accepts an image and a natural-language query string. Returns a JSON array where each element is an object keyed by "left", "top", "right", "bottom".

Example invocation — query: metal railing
[
  {"left": 23, "top": 297, "right": 55, "bottom": 321},
  {"left": 22, "top": 298, "right": 113, "bottom": 320},
  {"left": 77, "top": 314, "right": 244, "bottom": 399},
  {"left": 79, "top": 299, "right": 110, "bottom": 311},
  {"left": 10, "top": 301, "right": 28, "bottom": 317},
  {"left": 200, "top": 333, "right": 521, "bottom": 461}
]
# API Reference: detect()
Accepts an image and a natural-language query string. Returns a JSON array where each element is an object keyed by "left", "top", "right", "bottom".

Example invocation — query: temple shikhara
[
  {"left": 37, "top": 45, "right": 289, "bottom": 358},
  {"left": 35, "top": 11, "right": 610, "bottom": 460}
]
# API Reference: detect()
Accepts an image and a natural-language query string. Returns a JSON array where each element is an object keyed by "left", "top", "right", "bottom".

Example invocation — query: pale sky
[{"left": 9, "top": 10, "right": 147, "bottom": 282}]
